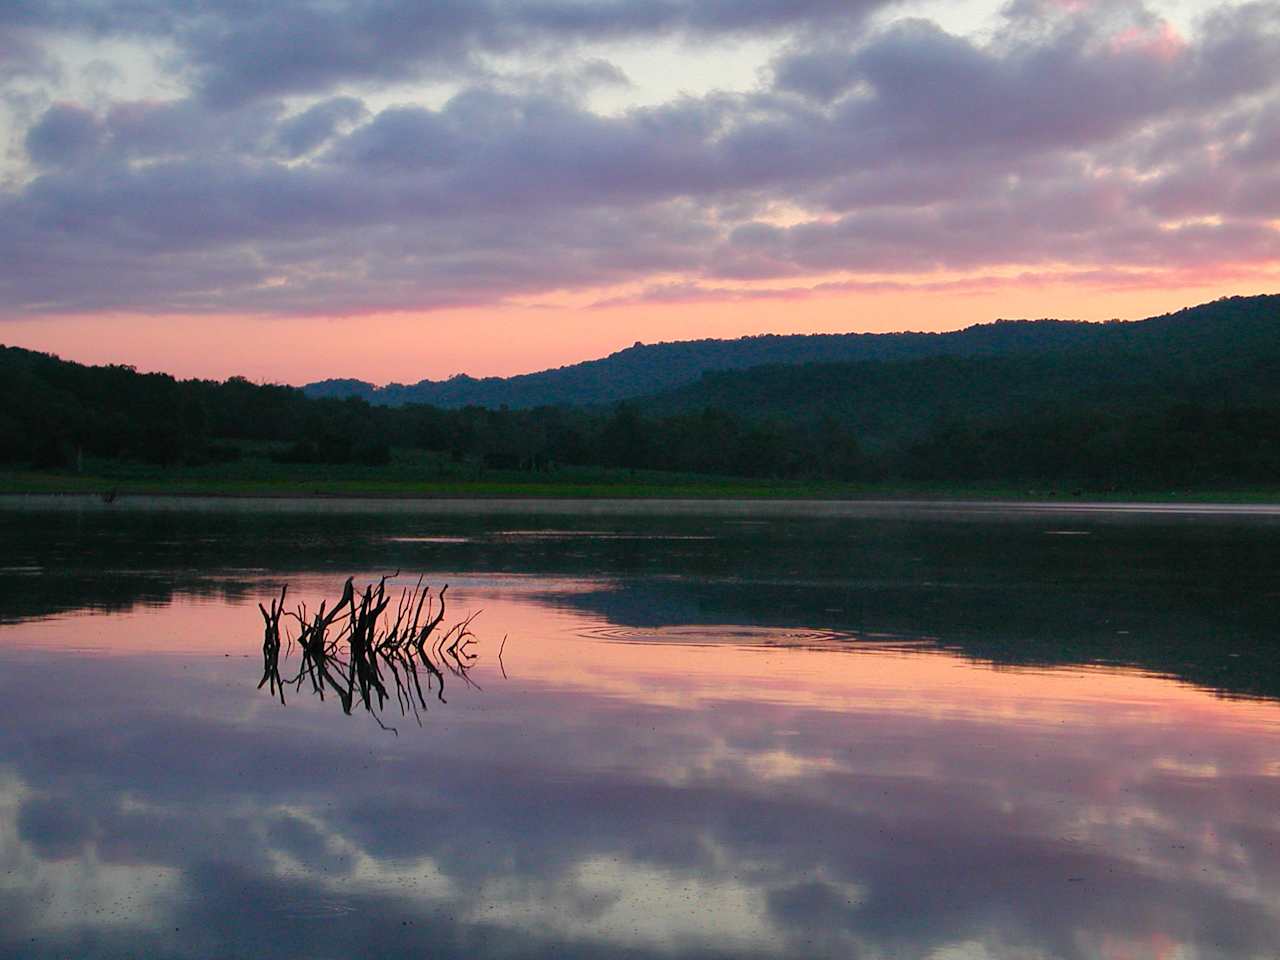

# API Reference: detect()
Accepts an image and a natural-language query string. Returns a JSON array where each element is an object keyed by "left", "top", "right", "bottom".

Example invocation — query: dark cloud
[
  {"left": 792, "top": 6, "right": 1278, "bottom": 160},
  {"left": 275, "top": 96, "right": 369, "bottom": 158},
  {"left": 1233, "top": 95, "right": 1280, "bottom": 166},
  {"left": 1, "top": 1, "right": 1279, "bottom": 317},
  {"left": 0, "top": 28, "right": 60, "bottom": 83},
  {"left": 330, "top": 104, "right": 462, "bottom": 170},
  {"left": 16, "top": 795, "right": 94, "bottom": 860},
  {"left": 24, "top": 102, "right": 103, "bottom": 166},
  {"left": 4, "top": 0, "right": 891, "bottom": 106}
]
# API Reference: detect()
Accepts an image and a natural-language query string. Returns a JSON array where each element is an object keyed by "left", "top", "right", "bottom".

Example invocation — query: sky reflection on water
[{"left": 2, "top": 504, "right": 1280, "bottom": 958}]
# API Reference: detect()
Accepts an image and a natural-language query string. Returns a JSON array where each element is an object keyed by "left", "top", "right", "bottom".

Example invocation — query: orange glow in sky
[{"left": 3, "top": 274, "right": 1274, "bottom": 385}]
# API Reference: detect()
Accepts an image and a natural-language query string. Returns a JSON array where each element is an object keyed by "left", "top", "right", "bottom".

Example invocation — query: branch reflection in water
[{"left": 258, "top": 575, "right": 485, "bottom": 731}]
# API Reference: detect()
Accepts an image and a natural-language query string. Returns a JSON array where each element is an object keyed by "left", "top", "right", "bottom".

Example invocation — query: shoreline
[
  {"left": 6, "top": 490, "right": 1280, "bottom": 517},
  {"left": 5, "top": 469, "right": 1280, "bottom": 511}
]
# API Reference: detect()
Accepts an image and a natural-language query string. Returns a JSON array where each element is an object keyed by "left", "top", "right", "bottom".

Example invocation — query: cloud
[
  {"left": 4, "top": 571, "right": 1280, "bottom": 959},
  {"left": 587, "top": 265, "right": 1250, "bottom": 309},
  {"left": 1, "top": 1, "right": 1279, "bottom": 319},
  {"left": 0, "top": 28, "right": 60, "bottom": 84},
  {"left": 330, "top": 103, "right": 461, "bottom": 171},
  {"left": 24, "top": 103, "right": 103, "bottom": 167},
  {"left": 3, "top": 0, "right": 892, "bottom": 106},
  {"left": 274, "top": 97, "right": 369, "bottom": 160}
]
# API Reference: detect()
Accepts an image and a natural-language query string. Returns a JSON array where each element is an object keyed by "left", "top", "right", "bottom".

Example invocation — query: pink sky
[{"left": 0, "top": 276, "right": 1271, "bottom": 385}]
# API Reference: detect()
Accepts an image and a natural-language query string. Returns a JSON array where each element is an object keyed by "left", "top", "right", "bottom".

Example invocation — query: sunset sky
[{"left": 2, "top": 0, "right": 1279, "bottom": 384}]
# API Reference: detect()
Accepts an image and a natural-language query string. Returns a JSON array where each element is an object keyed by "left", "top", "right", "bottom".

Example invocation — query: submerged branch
[{"left": 257, "top": 576, "right": 490, "bottom": 729}]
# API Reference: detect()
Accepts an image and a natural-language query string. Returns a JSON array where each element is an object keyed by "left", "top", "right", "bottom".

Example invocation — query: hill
[
  {"left": 648, "top": 295, "right": 1280, "bottom": 425},
  {"left": 303, "top": 318, "right": 1123, "bottom": 408},
  {"left": 4, "top": 294, "right": 1280, "bottom": 491},
  {"left": 632, "top": 294, "right": 1280, "bottom": 482}
]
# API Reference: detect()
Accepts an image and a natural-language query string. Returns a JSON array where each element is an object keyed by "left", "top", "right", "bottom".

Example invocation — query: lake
[{"left": 3, "top": 496, "right": 1280, "bottom": 959}]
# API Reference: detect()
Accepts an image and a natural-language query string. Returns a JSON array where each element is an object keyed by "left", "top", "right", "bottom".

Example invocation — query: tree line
[{"left": 3, "top": 292, "right": 1280, "bottom": 489}]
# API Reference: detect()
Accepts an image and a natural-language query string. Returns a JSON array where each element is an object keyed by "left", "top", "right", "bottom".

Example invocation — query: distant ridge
[
  {"left": 303, "top": 316, "right": 1127, "bottom": 409},
  {"left": 5, "top": 293, "right": 1279, "bottom": 488},
  {"left": 639, "top": 293, "right": 1280, "bottom": 443},
  {"left": 303, "top": 295, "right": 1280, "bottom": 411}
]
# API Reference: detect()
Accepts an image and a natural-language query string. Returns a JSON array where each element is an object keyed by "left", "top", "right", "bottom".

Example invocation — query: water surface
[{"left": 2, "top": 498, "right": 1279, "bottom": 959}]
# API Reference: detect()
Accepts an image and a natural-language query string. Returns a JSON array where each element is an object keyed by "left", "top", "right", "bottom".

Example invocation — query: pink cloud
[{"left": 1109, "top": 21, "right": 1189, "bottom": 64}]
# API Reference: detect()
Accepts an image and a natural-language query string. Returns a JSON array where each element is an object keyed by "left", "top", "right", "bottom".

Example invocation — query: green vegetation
[
  {"left": 0, "top": 456, "right": 830, "bottom": 499},
  {"left": 3, "top": 294, "right": 1280, "bottom": 498},
  {"left": 6, "top": 462, "right": 1280, "bottom": 502},
  {"left": 303, "top": 312, "right": 1123, "bottom": 408},
  {"left": 303, "top": 295, "right": 1277, "bottom": 410}
]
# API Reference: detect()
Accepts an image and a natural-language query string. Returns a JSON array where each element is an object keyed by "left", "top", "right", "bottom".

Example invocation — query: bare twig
[{"left": 257, "top": 576, "right": 493, "bottom": 727}]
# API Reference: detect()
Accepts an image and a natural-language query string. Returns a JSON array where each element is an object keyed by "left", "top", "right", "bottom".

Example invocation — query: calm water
[{"left": 2, "top": 497, "right": 1280, "bottom": 959}]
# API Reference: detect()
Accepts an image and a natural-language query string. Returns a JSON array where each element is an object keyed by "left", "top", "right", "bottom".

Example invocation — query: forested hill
[
  {"left": 303, "top": 296, "right": 1280, "bottom": 409},
  {"left": 646, "top": 294, "right": 1280, "bottom": 427},
  {"left": 627, "top": 294, "right": 1280, "bottom": 482},
  {"left": 4, "top": 293, "right": 1279, "bottom": 489},
  {"left": 304, "top": 314, "right": 1125, "bottom": 408}
]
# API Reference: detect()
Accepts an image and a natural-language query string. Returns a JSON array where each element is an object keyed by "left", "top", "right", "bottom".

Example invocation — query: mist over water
[{"left": 2, "top": 498, "right": 1279, "bottom": 959}]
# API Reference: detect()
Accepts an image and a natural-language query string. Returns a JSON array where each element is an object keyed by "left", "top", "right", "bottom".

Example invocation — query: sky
[{"left": 2, "top": 0, "right": 1279, "bottom": 385}]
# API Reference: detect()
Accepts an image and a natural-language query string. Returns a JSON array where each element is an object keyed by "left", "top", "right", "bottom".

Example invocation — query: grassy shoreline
[{"left": 4, "top": 468, "right": 1280, "bottom": 504}]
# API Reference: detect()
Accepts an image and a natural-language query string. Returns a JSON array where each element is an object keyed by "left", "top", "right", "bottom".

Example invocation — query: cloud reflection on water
[{"left": 1, "top": 579, "right": 1279, "bottom": 959}]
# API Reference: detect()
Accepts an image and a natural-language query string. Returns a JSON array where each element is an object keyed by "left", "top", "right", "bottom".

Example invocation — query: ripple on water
[
  {"left": 491, "top": 530, "right": 715, "bottom": 541},
  {"left": 576, "top": 623, "right": 930, "bottom": 649},
  {"left": 384, "top": 536, "right": 473, "bottom": 544}
]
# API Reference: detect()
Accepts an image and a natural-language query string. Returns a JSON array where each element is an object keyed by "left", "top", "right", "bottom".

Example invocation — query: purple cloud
[
  {"left": 1, "top": 0, "right": 1279, "bottom": 318},
  {"left": 2, "top": 0, "right": 892, "bottom": 105},
  {"left": 24, "top": 102, "right": 103, "bottom": 166}
]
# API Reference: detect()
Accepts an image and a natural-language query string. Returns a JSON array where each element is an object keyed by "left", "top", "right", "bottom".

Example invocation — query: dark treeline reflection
[
  {"left": 259, "top": 575, "right": 482, "bottom": 728},
  {"left": 4, "top": 502, "right": 1279, "bottom": 700}
]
